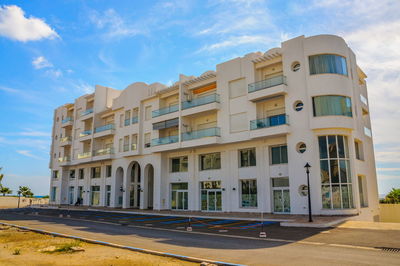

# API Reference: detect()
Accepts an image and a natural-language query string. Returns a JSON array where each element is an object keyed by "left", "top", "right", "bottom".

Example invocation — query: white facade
[{"left": 49, "top": 34, "right": 379, "bottom": 221}]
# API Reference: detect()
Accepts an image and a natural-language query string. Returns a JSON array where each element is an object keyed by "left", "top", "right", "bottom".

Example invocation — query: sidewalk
[{"left": 31, "top": 204, "right": 354, "bottom": 228}]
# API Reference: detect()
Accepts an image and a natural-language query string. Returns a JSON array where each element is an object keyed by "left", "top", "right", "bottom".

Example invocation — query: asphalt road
[{"left": 1, "top": 209, "right": 399, "bottom": 266}]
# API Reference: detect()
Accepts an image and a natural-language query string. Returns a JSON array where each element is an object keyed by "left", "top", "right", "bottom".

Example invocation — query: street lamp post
[{"left": 304, "top": 163, "right": 313, "bottom": 222}]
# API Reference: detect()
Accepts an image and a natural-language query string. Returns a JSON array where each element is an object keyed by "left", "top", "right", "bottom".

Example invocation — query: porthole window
[
  {"left": 297, "top": 142, "right": 307, "bottom": 153},
  {"left": 292, "top": 62, "right": 301, "bottom": 72},
  {"left": 294, "top": 101, "right": 304, "bottom": 112}
]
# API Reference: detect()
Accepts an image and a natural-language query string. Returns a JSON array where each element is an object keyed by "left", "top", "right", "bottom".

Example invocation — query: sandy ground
[
  {"left": 0, "top": 196, "right": 48, "bottom": 209},
  {"left": 0, "top": 225, "right": 197, "bottom": 266}
]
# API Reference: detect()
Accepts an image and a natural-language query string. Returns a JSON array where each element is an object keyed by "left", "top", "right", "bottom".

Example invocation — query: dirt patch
[{"left": 0, "top": 224, "right": 197, "bottom": 266}]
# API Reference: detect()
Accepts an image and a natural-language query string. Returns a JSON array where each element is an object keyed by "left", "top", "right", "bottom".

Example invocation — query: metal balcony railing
[
  {"left": 62, "top": 117, "right": 73, "bottom": 124},
  {"left": 94, "top": 124, "right": 114, "bottom": 133},
  {"left": 250, "top": 114, "right": 288, "bottom": 130},
  {"left": 181, "top": 127, "right": 220, "bottom": 141},
  {"left": 94, "top": 147, "right": 114, "bottom": 156},
  {"left": 151, "top": 135, "right": 179, "bottom": 146},
  {"left": 81, "top": 108, "right": 93, "bottom": 116},
  {"left": 77, "top": 152, "right": 92, "bottom": 159},
  {"left": 58, "top": 156, "right": 70, "bottom": 162},
  {"left": 79, "top": 130, "right": 92, "bottom": 137},
  {"left": 60, "top": 136, "right": 72, "bottom": 143},
  {"left": 248, "top": 75, "right": 286, "bottom": 93},
  {"left": 152, "top": 104, "right": 179, "bottom": 118},
  {"left": 182, "top": 93, "right": 220, "bottom": 110}
]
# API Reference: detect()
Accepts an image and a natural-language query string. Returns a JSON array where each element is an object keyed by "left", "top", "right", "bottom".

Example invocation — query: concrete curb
[
  {"left": 280, "top": 217, "right": 349, "bottom": 228},
  {"left": 0, "top": 221, "right": 246, "bottom": 266},
  {"left": 31, "top": 205, "right": 292, "bottom": 222}
]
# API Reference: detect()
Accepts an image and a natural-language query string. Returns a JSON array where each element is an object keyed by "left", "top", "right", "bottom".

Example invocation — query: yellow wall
[{"left": 380, "top": 204, "right": 400, "bottom": 223}]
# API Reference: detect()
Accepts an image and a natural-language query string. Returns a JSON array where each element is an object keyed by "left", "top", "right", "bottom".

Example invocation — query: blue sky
[{"left": 0, "top": 0, "right": 399, "bottom": 196}]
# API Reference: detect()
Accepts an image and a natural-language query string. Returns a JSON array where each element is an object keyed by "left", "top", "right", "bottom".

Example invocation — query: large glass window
[
  {"left": 319, "top": 135, "right": 353, "bottom": 209},
  {"left": 270, "top": 145, "right": 288, "bottom": 165},
  {"left": 50, "top": 187, "right": 57, "bottom": 201},
  {"left": 69, "top": 169, "right": 75, "bottom": 179},
  {"left": 78, "top": 168, "right": 84, "bottom": 179},
  {"left": 309, "top": 54, "right": 348, "bottom": 76},
  {"left": 313, "top": 96, "right": 352, "bottom": 117},
  {"left": 91, "top": 167, "right": 101, "bottom": 178},
  {"left": 171, "top": 156, "right": 188, "bottom": 172},
  {"left": 200, "top": 152, "right": 221, "bottom": 170},
  {"left": 241, "top": 180, "right": 257, "bottom": 207},
  {"left": 91, "top": 186, "right": 100, "bottom": 206},
  {"left": 239, "top": 148, "right": 256, "bottom": 167}
]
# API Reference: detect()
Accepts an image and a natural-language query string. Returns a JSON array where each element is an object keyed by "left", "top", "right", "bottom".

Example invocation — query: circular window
[
  {"left": 294, "top": 101, "right": 304, "bottom": 112},
  {"left": 291, "top": 61, "right": 301, "bottom": 72},
  {"left": 297, "top": 142, "right": 307, "bottom": 153}
]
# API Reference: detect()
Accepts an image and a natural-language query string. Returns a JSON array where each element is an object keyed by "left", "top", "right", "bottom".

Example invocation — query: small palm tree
[
  {"left": 0, "top": 186, "right": 12, "bottom": 196},
  {"left": 18, "top": 186, "right": 34, "bottom": 198},
  {"left": 0, "top": 167, "right": 4, "bottom": 189},
  {"left": 384, "top": 188, "right": 400, "bottom": 204}
]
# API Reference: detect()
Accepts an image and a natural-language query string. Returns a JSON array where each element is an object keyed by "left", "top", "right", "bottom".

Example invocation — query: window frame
[
  {"left": 170, "top": 156, "right": 188, "bottom": 173},
  {"left": 199, "top": 152, "right": 221, "bottom": 171},
  {"left": 270, "top": 145, "right": 288, "bottom": 165},
  {"left": 239, "top": 148, "right": 256, "bottom": 168},
  {"left": 240, "top": 179, "right": 258, "bottom": 208},
  {"left": 309, "top": 54, "right": 348, "bottom": 76}
]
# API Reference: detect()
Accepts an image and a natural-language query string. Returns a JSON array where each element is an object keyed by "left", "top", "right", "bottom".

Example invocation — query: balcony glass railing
[
  {"left": 79, "top": 130, "right": 92, "bottom": 137},
  {"left": 152, "top": 104, "right": 179, "bottom": 118},
  {"left": 181, "top": 127, "right": 220, "bottom": 141},
  {"left": 248, "top": 75, "right": 286, "bottom": 93},
  {"left": 81, "top": 108, "right": 93, "bottom": 116},
  {"left": 94, "top": 123, "right": 114, "bottom": 133},
  {"left": 182, "top": 93, "right": 220, "bottom": 110},
  {"left": 60, "top": 136, "right": 72, "bottom": 143},
  {"left": 250, "top": 114, "right": 288, "bottom": 130},
  {"left": 77, "top": 152, "right": 91, "bottom": 159},
  {"left": 151, "top": 135, "right": 179, "bottom": 146},
  {"left": 132, "top": 116, "right": 139, "bottom": 124},
  {"left": 62, "top": 117, "right": 73, "bottom": 124},
  {"left": 58, "top": 156, "right": 70, "bottom": 162},
  {"left": 94, "top": 147, "right": 114, "bottom": 156}
]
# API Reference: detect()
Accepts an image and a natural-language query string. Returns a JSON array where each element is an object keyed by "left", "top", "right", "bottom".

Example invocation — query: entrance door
[
  {"left": 271, "top": 177, "right": 290, "bottom": 213},
  {"left": 130, "top": 162, "right": 141, "bottom": 208},
  {"left": 200, "top": 181, "right": 222, "bottom": 211},
  {"left": 68, "top": 186, "right": 74, "bottom": 205},
  {"left": 171, "top": 183, "right": 188, "bottom": 210}
]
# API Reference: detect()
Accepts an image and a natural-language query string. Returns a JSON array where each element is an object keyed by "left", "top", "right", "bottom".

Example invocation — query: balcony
[
  {"left": 180, "top": 127, "right": 221, "bottom": 148},
  {"left": 152, "top": 104, "right": 179, "bottom": 118},
  {"left": 81, "top": 108, "right": 93, "bottom": 116},
  {"left": 58, "top": 156, "right": 71, "bottom": 166},
  {"left": 247, "top": 75, "right": 287, "bottom": 102},
  {"left": 79, "top": 130, "right": 92, "bottom": 141},
  {"left": 94, "top": 124, "right": 115, "bottom": 138},
  {"left": 249, "top": 114, "right": 290, "bottom": 139},
  {"left": 132, "top": 116, "right": 138, "bottom": 124},
  {"left": 77, "top": 152, "right": 92, "bottom": 164},
  {"left": 61, "top": 117, "right": 73, "bottom": 127},
  {"left": 181, "top": 93, "right": 220, "bottom": 117},
  {"left": 151, "top": 135, "right": 179, "bottom": 152},
  {"left": 60, "top": 136, "right": 72, "bottom": 146},
  {"left": 92, "top": 147, "right": 114, "bottom": 161},
  {"left": 153, "top": 118, "right": 179, "bottom": 130}
]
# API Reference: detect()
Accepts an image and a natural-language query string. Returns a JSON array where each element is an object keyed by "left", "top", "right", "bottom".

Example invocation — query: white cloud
[
  {"left": 377, "top": 168, "right": 400, "bottom": 172},
  {"left": 197, "top": 35, "right": 274, "bottom": 53},
  {"left": 19, "top": 130, "right": 50, "bottom": 137},
  {"left": 32, "top": 56, "right": 53, "bottom": 69},
  {"left": 74, "top": 81, "right": 94, "bottom": 94},
  {"left": 45, "top": 69, "right": 63, "bottom": 78},
  {"left": 0, "top": 5, "right": 59, "bottom": 42},
  {"left": 16, "top": 150, "right": 44, "bottom": 160},
  {"left": 89, "top": 8, "right": 145, "bottom": 39},
  {"left": 0, "top": 86, "right": 19, "bottom": 93}
]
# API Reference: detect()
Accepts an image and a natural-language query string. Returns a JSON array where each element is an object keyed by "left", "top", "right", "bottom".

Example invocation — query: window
[
  {"left": 171, "top": 156, "right": 188, "bottom": 172},
  {"left": 91, "top": 186, "right": 100, "bottom": 206},
  {"left": 123, "top": 135, "right": 129, "bottom": 152},
  {"left": 69, "top": 169, "right": 75, "bottom": 179},
  {"left": 106, "top": 165, "right": 112, "bottom": 177},
  {"left": 91, "top": 167, "right": 101, "bottom": 178},
  {"left": 319, "top": 135, "right": 353, "bottom": 209},
  {"left": 309, "top": 54, "right": 348, "bottom": 76},
  {"left": 145, "top": 106, "right": 152, "bottom": 121},
  {"left": 131, "top": 134, "right": 138, "bottom": 150},
  {"left": 119, "top": 114, "right": 124, "bottom": 128},
  {"left": 241, "top": 180, "right": 257, "bottom": 207},
  {"left": 50, "top": 187, "right": 57, "bottom": 201},
  {"left": 52, "top": 170, "right": 59, "bottom": 179},
  {"left": 229, "top": 78, "right": 246, "bottom": 98},
  {"left": 312, "top": 96, "right": 352, "bottom": 117},
  {"left": 270, "top": 145, "right": 288, "bottom": 164},
  {"left": 144, "top": 133, "right": 151, "bottom": 148},
  {"left": 239, "top": 148, "right": 256, "bottom": 167},
  {"left": 296, "top": 142, "right": 307, "bottom": 153},
  {"left": 291, "top": 61, "right": 300, "bottom": 72},
  {"left": 294, "top": 101, "right": 304, "bottom": 111},
  {"left": 358, "top": 175, "right": 368, "bottom": 208},
  {"left": 230, "top": 112, "right": 248, "bottom": 133},
  {"left": 200, "top": 152, "right": 221, "bottom": 170},
  {"left": 364, "top": 127, "right": 372, "bottom": 138},
  {"left": 354, "top": 140, "right": 364, "bottom": 160},
  {"left": 105, "top": 185, "right": 111, "bottom": 207},
  {"left": 78, "top": 168, "right": 84, "bottom": 179}
]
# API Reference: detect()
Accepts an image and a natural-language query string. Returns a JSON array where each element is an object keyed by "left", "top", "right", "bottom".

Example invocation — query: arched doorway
[
  {"left": 128, "top": 162, "right": 141, "bottom": 208},
  {"left": 145, "top": 164, "right": 154, "bottom": 209},
  {"left": 115, "top": 167, "right": 124, "bottom": 207}
]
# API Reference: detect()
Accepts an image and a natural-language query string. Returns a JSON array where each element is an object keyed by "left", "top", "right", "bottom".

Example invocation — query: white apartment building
[{"left": 49, "top": 34, "right": 380, "bottom": 221}]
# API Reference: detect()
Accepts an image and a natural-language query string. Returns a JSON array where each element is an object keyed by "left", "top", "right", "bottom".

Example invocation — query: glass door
[
  {"left": 272, "top": 178, "right": 290, "bottom": 213},
  {"left": 200, "top": 181, "right": 222, "bottom": 211},
  {"left": 171, "top": 183, "right": 188, "bottom": 210}
]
